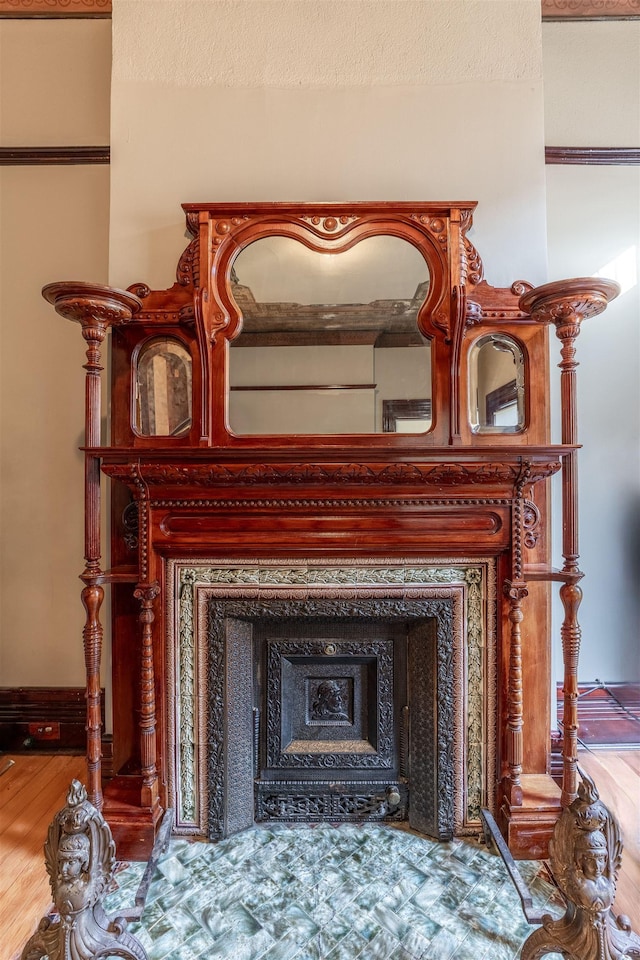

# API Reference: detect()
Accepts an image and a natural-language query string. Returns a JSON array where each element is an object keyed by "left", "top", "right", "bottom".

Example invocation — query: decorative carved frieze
[
  {"left": 0, "top": 0, "right": 111, "bottom": 15},
  {"left": 299, "top": 214, "right": 359, "bottom": 234},
  {"left": 103, "top": 459, "right": 560, "bottom": 489},
  {"left": 542, "top": 0, "right": 640, "bottom": 19}
]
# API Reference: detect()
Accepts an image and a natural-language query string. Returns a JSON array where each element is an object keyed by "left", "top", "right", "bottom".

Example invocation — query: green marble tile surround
[{"left": 105, "top": 824, "right": 564, "bottom": 960}]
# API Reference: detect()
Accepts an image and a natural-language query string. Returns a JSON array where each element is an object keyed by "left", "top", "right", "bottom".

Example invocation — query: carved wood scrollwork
[
  {"left": 122, "top": 501, "right": 139, "bottom": 552},
  {"left": 523, "top": 499, "right": 541, "bottom": 549},
  {"left": 102, "top": 460, "right": 560, "bottom": 489}
]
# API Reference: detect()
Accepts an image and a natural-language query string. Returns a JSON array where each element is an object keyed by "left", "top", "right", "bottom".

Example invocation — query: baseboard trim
[
  {"left": 553, "top": 682, "right": 640, "bottom": 769},
  {"left": 0, "top": 686, "right": 102, "bottom": 754}
]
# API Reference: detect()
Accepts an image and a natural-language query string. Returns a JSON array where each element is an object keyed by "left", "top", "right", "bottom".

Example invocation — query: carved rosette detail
[
  {"left": 126, "top": 282, "right": 151, "bottom": 300},
  {"left": 299, "top": 215, "right": 359, "bottom": 233},
  {"left": 210, "top": 215, "right": 250, "bottom": 247},
  {"left": 409, "top": 214, "right": 448, "bottom": 252},
  {"left": 511, "top": 280, "right": 534, "bottom": 297}
]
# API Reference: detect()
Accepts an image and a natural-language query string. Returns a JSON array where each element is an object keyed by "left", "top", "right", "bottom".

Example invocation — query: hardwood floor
[
  {"left": 578, "top": 746, "right": 640, "bottom": 925},
  {"left": 0, "top": 753, "right": 86, "bottom": 960},
  {"left": 1, "top": 749, "right": 638, "bottom": 959}
]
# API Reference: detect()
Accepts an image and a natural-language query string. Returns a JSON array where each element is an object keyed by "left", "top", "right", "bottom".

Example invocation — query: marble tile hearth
[{"left": 105, "top": 824, "right": 564, "bottom": 960}]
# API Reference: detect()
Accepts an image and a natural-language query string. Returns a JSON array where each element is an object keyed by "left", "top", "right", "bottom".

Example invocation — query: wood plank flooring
[
  {"left": 579, "top": 747, "right": 640, "bottom": 924},
  {"left": 1, "top": 753, "right": 86, "bottom": 960},
  {"left": 1, "top": 749, "right": 638, "bottom": 959}
]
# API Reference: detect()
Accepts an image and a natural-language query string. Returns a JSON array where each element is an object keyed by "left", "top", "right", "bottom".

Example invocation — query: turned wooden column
[
  {"left": 520, "top": 278, "right": 619, "bottom": 807},
  {"left": 42, "top": 282, "right": 141, "bottom": 808},
  {"left": 503, "top": 463, "right": 533, "bottom": 806},
  {"left": 133, "top": 581, "right": 160, "bottom": 809}
]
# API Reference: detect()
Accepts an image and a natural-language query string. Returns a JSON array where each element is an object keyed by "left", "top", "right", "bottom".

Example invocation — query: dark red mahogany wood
[
  {"left": 43, "top": 205, "right": 619, "bottom": 860},
  {"left": 42, "top": 282, "right": 141, "bottom": 814},
  {"left": 520, "top": 278, "right": 620, "bottom": 814}
]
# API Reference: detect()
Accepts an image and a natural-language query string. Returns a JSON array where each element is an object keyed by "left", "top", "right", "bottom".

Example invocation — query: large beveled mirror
[{"left": 227, "top": 235, "right": 432, "bottom": 435}]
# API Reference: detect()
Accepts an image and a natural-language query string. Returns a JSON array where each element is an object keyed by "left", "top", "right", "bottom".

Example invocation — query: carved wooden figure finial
[
  {"left": 21, "top": 779, "right": 148, "bottom": 960},
  {"left": 521, "top": 768, "right": 640, "bottom": 960}
]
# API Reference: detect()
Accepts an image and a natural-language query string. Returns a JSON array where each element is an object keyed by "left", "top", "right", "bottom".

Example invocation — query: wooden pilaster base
[
  {"left": 103, "top": 775, "right": 163, "bottom": 860},
  {"left": 498, "top": 774, "right": 562, "bottom": 860}
]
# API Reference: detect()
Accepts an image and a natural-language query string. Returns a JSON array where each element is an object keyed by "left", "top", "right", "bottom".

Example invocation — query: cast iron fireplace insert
[{"left": 205, "top": 597, "right": 457, "bottom": 842}]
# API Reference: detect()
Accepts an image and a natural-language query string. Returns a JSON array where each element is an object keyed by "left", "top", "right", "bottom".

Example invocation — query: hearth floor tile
[{"left": 105, "top": 824, "right": 564, "bottom": 960}]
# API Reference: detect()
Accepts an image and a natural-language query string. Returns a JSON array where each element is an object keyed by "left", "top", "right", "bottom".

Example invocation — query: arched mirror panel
[
  {"left": 469, "top": 334, "right": 525, "bottom": 434},
  {"left": 227, "top": 235, "right": 432, "bottom": 435},
  {"left": 135, "top": 337, "right": 193, "bottom": 437}
]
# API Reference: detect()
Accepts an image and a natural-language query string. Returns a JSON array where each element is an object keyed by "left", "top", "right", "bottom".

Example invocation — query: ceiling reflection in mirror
[{"left": 228, "top": 236, "right": 432, "bottom": 435}]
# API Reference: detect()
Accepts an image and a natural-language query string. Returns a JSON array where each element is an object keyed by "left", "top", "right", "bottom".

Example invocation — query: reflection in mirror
[
  {"left": 469, "top": 334, "right": 524, "bottom": 433},
  {"left": 228, "top": 236, "right": 432, "bottom": 435},
  {"left": 135, "top": 337, "right": 192, "bottom": 437}
]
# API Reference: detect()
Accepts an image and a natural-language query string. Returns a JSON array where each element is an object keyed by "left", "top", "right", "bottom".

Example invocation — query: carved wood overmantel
[{"left": 43, "top": 202, "right": 619, "bottom": 860}]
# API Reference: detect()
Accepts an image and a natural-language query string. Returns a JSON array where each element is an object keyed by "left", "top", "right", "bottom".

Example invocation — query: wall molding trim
[
  {"left": 545, "top": 146, "right": 640, "bottom": 165},
  {"left": 0, "top": 0, "right": 110, "bottom": 15},
  {"left": 2, "top": 0, "right": 638, "bottom": 19},
  {"left": 542, "top": 0, "right": 640, "bottom": 18},
  {"left": 0, "top": 146, "right": 110, "bottom": 165}
]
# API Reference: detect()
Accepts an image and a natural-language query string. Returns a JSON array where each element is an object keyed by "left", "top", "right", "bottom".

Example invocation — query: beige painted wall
[
  {"left": 0, "top": 19, "right": 111, "bottom": 145},
  {"left": 543, "top": 21, "right": 640, "bottom": 681},
  {"left": 0, "top": 20, "right": 111, "bottom": 687},
  {"left": 3, "top": 9, "right": 635, "bottom": 694},
  {"left": 109, "top": 0, "right": 548, "bottom": 290}
]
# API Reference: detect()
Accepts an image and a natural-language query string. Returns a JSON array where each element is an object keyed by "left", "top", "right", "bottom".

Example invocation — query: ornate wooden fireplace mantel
[{"left": 43, "top": 202, "right": 619, "bottom": 860}]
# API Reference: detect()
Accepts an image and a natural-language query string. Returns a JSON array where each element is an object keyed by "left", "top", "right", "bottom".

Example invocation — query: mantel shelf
[
  {"left": 523, "top": 565, "right": 584, "bottom": 584},
  {"left": 95, "top": 566, "right": 139, "bottom": 585},
  {"left": 87, "top": 444, "right": 579, "bottom": 461}
]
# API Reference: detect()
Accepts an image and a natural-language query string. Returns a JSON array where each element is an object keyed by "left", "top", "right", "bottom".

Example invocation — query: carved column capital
[
  {"left": 42, "top": 283, "right": 142, "bottom": 380},
  {"left": 42, "top": 281, "right": 142, "bottom": 331},
  {"left": 519, "top": 277, "right": 619, "bottom": 336}
]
